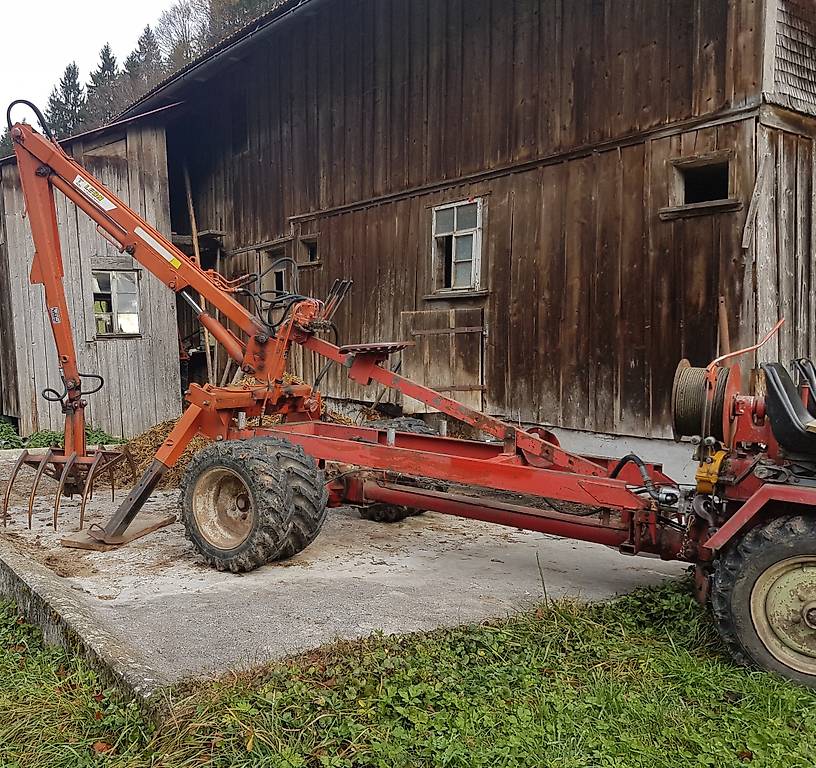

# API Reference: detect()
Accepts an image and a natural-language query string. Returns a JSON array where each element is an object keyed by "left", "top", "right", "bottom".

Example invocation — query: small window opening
[
  {"left": 274, "top": 269, "right": 286, "bottom": 293},
  {"left": 433, "top": 200, "right": 482, "bottom": 292},
  {"left": 262, "top": 247, "right": 289, "bottom": 297},
  {"left": 680, "top": 162, "right": 729, "bottom": 204},
  {"left": 301, "top": 238, "right": 319, "bottom": 263},
  {"left": 92, "top": 270, "right": 140, "bottom": 336}
]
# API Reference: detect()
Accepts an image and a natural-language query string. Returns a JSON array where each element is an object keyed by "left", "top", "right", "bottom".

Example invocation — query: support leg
[{"left": 87, "top": 405, "right": 204, "bottom": 544}]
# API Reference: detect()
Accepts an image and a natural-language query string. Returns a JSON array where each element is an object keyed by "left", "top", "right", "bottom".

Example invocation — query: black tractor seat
[
  {"left": 762, "top": 363, "right": 816, "bottom": 456},
  {"left": 793, "top": 358, "right": 816, "bottom": 416}
]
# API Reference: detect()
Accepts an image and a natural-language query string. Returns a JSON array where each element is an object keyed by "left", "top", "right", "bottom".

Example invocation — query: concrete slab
[{"left": 0, "top": 485, "right": 686, "bottom": 695}]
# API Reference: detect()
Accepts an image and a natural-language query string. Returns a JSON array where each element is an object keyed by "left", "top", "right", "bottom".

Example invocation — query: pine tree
[
  {"left": 45, "top": 62, "right": 87, "bottom": 138},
  {"left": 85, "top": 44, "right": 121, "bottom": 127},
  {"left": 0, "top": 126, "right": 13, "bottom": 157},
  {"left": 122, "top": 26, "right": 166, "bottom": 105}
]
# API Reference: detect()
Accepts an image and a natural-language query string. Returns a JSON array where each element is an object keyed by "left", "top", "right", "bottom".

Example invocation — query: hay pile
[
  {"left": 111, "top": 421, "right": 212, "bottom": 490},
  {"left": 111, "top": 377, "right": 353, "bottom": 489}
]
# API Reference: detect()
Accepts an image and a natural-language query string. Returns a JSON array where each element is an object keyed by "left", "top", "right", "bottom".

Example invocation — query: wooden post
[
  {"left": 183, "top": 165, "right": 214, "bottom": 385},
  {"left": 718, "top": 295, "right": 731, "bottom": 356}
]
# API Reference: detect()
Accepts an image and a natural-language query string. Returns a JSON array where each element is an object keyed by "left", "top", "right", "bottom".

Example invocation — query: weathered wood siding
[
  {"left": 163, "top": 0, "right": 772, "bottom": 437},
  {"left": 771, "top": 0, "right": 816, "bottom": 116},
  {"left": 0, "top": 177, "right": 18, "bottom": 419},
  {"left": 0, "top": 123, "right": 181, "bottom": 437},
  {"left": 754, "top": 109, "right": 816, "bottom": 365},
  {"left": 283, "top": 117, "right": 758, "bottom": 437},
  {"left": 176, "top": 0, "right": 764, "bottom": 248}
]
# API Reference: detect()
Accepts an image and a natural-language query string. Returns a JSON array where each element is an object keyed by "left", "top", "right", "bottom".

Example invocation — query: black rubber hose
[
  {"left": 6, "top": 100, "right": 54, "bottom": 141},
  {"left": 609, "top": 453, "right": 661, "bottom": 500}
]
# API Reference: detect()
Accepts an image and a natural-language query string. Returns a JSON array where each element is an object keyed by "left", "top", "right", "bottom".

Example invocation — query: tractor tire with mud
[
  {"left": 252, "top": 437, "right": 329, "bottom": 559},
  {"left": 711, "top": 513, "right": 816, "bottom": 687},
  {"left": 180, "top": 438, "right": 327, "bottom": 572},
  {"left": 359, "top": 417, "right": 436, "bottom": 523}
]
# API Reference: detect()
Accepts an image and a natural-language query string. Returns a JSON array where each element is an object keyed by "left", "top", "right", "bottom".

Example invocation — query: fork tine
[
  {"left": 3, "top": 450, "right": 29, "bottom": 527},
  {"left": 79, "top": 451, "right": 104, "bottom": 531},
  {"left": 27, "top": 449, "right": 53, "bottom": 530},
  {"left": 123, "top": 447, "right": 137, "bottom": 484},
  {"left": 108, "top": 460, "right": 116, "bottom": 502},
  {"left": 53, "top": 452, "right": 77, "bottom": 531}
]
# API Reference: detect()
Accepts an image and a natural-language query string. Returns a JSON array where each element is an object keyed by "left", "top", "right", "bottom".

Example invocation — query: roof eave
[{"left": 119, "top": 0, "right": 323, "bottom": 120}]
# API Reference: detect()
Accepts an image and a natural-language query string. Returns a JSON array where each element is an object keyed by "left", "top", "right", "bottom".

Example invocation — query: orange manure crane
[{"left": 5, "top": 101, "right": 816, "bottom": 687}]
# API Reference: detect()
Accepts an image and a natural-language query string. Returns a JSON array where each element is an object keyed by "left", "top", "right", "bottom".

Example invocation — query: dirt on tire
[
  {"left": 180, "top": 440, "right": 295, "bottom": 573},
  {"left": 711, "top": 513, "right": 816, "bottom": 688}
]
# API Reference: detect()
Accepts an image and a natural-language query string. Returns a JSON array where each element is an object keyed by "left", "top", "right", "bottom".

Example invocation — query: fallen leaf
[{"left": 93, "top": 741, "right": 113, "bottom": 754}]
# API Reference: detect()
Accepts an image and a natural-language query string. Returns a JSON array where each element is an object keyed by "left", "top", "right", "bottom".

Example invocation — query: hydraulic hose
[
  {"left": 6, "top": 100, "right": 54, "bottom": 141},
  {"left": 609, "top": 453, "right": 661, "bottom": 501}
]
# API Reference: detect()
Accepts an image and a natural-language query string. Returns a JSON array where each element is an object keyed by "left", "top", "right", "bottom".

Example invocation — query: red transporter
[{"left": 5, "top": 102, "right": 816, "bottom": 687}]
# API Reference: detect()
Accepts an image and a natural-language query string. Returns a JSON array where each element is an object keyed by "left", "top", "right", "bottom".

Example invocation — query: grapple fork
[{"left": 3, "top": 447, "right": 128, "bottom": 531}]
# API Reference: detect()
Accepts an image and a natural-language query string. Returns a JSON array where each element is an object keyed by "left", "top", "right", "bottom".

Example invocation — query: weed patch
[{"left": 1, "top": 581, "right": 815, "bottom": 767}]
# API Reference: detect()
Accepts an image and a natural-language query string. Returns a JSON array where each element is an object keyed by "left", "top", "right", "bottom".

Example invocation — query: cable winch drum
[{"left": 671, "top": 360, "right": 729, "bottom": 441}]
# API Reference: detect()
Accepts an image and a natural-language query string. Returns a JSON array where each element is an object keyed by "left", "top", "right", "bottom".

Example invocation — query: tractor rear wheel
[
  {"left": 181, "top": 440, "right": 295, "bottom": 572},
  {"left": 711, "top": 514, "right": 816, "bottom": 687}
]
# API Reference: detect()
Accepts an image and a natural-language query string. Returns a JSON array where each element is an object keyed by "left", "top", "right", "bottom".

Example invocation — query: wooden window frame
[
  {"left": 659, "top": 149, "right": 742, "bottom": 220},
  {"left": 431, "top": 199, "right": 484, "bottom": 295},
  {"left": 92, "top": 268, "right": 142, "bottom": 339},
  {"left": 298, "top": 235, "right": 320, "bottom": 267}
]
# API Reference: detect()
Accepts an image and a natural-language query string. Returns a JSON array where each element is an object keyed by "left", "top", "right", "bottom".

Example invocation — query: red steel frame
[{"left": 9, "top": 114, "right": 813, "bottom": 564}]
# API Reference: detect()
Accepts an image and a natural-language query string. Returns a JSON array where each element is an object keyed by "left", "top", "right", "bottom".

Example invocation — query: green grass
[
  {"left": 23, "top": 427, "right": 125, "bottom": 449},
  {"left": 2, "top": 581, "right": 815, "bottom": 767}
]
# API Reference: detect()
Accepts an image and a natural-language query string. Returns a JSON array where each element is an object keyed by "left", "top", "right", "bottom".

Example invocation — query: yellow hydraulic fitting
[{"left": 695, "top": 449, "right": 728, "bottom": 494}]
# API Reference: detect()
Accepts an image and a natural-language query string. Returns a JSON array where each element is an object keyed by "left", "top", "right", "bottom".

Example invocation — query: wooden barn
[
  {"left": 0, "top": 117, "right": 182, "bottom": 437},
  {"left": 2, "top": 0, "right": 816, "bottom": 441}
]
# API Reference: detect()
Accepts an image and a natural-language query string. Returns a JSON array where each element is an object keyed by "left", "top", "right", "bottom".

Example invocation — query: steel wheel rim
[
  {"left": 192, "top": 467, "right": 254, "bottom": 551},
  {"left": 750, "top": 555, "right": 816, "bottom": 675}
]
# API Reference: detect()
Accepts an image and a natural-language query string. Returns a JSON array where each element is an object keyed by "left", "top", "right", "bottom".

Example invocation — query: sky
[{"left": 2, "top": 0, "right": 171, "bottom": 129}]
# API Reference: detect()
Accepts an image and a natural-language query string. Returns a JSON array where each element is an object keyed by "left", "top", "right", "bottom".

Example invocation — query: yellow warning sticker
[{"left": 135, "top": 226, "right": 182, "bottom": 269}]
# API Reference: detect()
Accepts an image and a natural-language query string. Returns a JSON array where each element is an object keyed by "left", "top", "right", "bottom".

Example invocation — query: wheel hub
[
  {"left": 192, "top": 467, "right": 254, "bottom": 551},
  {"left": 751, "top": 556, "right": 816, "bottom": 673},
  {"left": 803, "top": 601, "right": 816, "bottom": 631}
]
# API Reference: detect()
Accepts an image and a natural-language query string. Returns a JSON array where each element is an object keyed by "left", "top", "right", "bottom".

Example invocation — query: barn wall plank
[
  {"left": 0, "top": 124, "right": 180, "bottom": 438},
  {"left": 155, "top": 0, "right": 774, "bottom": 437}
]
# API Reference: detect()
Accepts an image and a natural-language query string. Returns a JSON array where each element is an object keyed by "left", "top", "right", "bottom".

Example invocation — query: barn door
[{"left": 399, "top": 308, "right": 485, "bottom": 412}]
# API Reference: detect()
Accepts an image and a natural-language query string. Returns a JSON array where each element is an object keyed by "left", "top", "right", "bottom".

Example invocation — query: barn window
[
  {"left": 92, "top": 270, "right": 140, "bottom": 336},
  {"left": 680, "top": 162, "right": 730, "bottom": 204},
  {"left": 660, "top": 150, "right": 741, "bottom": 220},
  {"left": 433, "top": 199, "right": 482, "bottom": 292},
  {"left": 300, "top": 237, "right": 319, "bottom": 264}
]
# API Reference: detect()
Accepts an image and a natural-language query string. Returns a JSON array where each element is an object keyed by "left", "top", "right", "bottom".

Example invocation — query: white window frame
[
  {"left": 91, "top": 269, "right": 141, "bottom": 338},
  {"left": 432, "top": 198, "right": 483, "bottom": 293}
]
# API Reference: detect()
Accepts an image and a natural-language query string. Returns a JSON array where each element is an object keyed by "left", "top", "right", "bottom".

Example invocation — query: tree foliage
[
  {"left": 45, "top": 62, "right": 87, "bottom": 138},
  {"left": 205, "top": 0, "right": 273, "bottom": 46},
  {"left": 0, "top": 127, "right": 13, "bottom": 158},
  {"left": 122, "top": 26, "right": 165, "bottom": 105},
  {"left": 38, "top": 0, "right": 279, "bottom": 136},
  {"left": 155, "top": 0, "right": 209, "bottom": 72},
  {"left": 85, "top": 44, "right": 122, "bottom": 126}
]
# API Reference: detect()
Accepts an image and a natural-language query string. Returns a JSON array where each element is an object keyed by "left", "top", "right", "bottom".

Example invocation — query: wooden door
[{"left": 399, "top": 308, "right": 485, "bottom": 412}]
